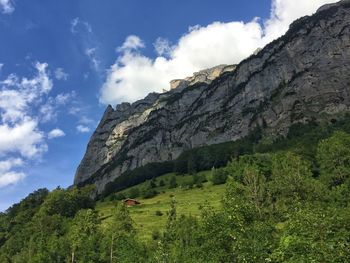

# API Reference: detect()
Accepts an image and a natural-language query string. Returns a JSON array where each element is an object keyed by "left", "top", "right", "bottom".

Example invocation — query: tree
[
  {"left": 242, "top": 164, "right": 266, "bottom": 215},
  {"left": 226, "top": 154, "right": 272, "bottom": 183},
  {"left": 270, "top": 152, "right": 313, "bottom": 200},
  {"left": 112, "top": 192, "right": 126, "bottom": 201},
  {"left": 150, "top": 178, "right": 157, "bottom": 188},
  {"left": 159, "top": 179, "right": 165, "bottom": 187},
  {"left": 142, "top": 182, "right": 158, "bottom": 199},
  {"left": 27, "top": 212, "right": 68, "bottom": 262},
  {"left": 271, "top": 205, "right": 350, "bottom": 262},
  {"left": 164, "top": 199, "right": 177, "bottom": 242},
  {"left": 211, "top": 168, "right": 228, "bottom": 185},
  {"left": 155, "top": 199, "right": 177, "bottom": 263},
  {"left": 169, "top": 176, "right": 177, "bottom": 189},
  {"left": 191, "top": 173, "right": 205, "bottom": 188},
  {"left": 219, "top": 181, "right": 274, "bottom": 262},
  {"left": 128, "top": 187, "right": 140, "bottom": 199},
  {"left": 102, "top": 203, "right": 144, "bottom": 262},
  {"left": 68, "top": 209, "right": 100, "bottom": 262},
  {"left": 40, "top": 186, "right": 94, "bottom": 218},
  {"left": 316, "top": 131, "right": 350, "bottom": 187}
]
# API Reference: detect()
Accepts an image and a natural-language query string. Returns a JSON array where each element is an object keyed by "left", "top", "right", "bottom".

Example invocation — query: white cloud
[
  {"left": 70, "top": 17, "right": 92, "bottom": 34},
  {"left": 0, "top": 158, "right": 23, "bottom": 173},
  {"left": 0, "top": 89, "right": 28, "bottom": 123},
  {"left": 100, "top": 0, "right": 338, "bottom": 104},
  {"left": 67, "top": 101, "right": 95, "bottom": 130},
  {"left": 78, "top": 116, "right": 94, "bottom": 125},
  {"left": 68, "top": 106, "right": 81, "bottom": 116},
  {"left": 0, "top": 63, "right": 3, "bottom": 71},
  {"left": 0, "top": 171, "right": 26, "bottom": 188},
  {"left": 70, "top": 18, "right": 79, "bottom": 33},
  {"left": 31, "top": 62, "right": 53, "bottom": 93},
  {"left": 85, "top": 48, "right": 100, "bottom": 70},
  {"left": 48, "top": 128, "right": 65, "bottom": 139},
  {"left": 55, "top": 91, "right": 76, "bottom": 105},
  {"left": 54, "top": 68, "right": 68, "bottom": 81},
  {"left": 0, "top": 62, "right": 65, "bottom": 187},
  {"left": 39, "top": 91, "right": 76, "bottom": 123},
  {"left": 0, "top": 118, "right": 46, "bottom": 158},
  {"left": 0, "top": 0, "right": 14, "bottom": 14},
  {"left": 0, "top": 158, "right": 25, "bottom": 188},
  {"left": 117, "top": 35, "right": 145, "bottom": 52},
  {"left": 263, "top": 0, "right": 338, "bottom": 41},
  {"left": 39, "top": 100, "right": 56, "bottom": 123},
  {"left": 70, "top": 17, "right": 100, "bottom": 71},
  {"left": 154, "top": 37, "right": 173, "bottom": 56},
  {"left": 76, "top": 125, "right": 90, "bottom": 133},
  {"left": 0, "top": 62, "right": 53, "bottom": 124}
]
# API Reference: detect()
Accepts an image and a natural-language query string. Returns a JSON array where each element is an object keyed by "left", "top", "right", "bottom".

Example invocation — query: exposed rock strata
[{"left": 75, "top": 1, "right": 350, "bottom": 193}]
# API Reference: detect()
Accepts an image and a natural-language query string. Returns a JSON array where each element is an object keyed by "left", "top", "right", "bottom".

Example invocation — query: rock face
[
  {"left": 170, "top": 64, "right": 236, "bottom": 90},
  {"left": 75, "top": 1, "right": 350, "bottom": 194}
]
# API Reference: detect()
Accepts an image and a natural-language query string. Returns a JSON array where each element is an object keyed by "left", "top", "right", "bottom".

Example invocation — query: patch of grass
[{"left": 96, "top": 170, "right": 225, "bottom": 241}]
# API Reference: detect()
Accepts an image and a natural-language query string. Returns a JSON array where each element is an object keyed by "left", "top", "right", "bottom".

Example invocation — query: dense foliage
[{"left": 1, "top": 118, "right": 350, "bottom": 262}]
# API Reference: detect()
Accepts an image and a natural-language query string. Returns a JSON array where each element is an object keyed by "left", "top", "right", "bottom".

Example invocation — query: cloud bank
[
  {"left": 100, "top": 0, "right": 338, "bottom": 105},
  {"left": 0, "top": 63, "right": 70, "bottom": 188}
]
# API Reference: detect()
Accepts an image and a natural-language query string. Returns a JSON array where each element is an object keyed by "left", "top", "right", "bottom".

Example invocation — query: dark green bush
[
  {"left": 159, "top": 179, "right": 165, "bottom": 187},
  {"left": 155, "top": 210, "right": 163, "bottom": 216},
  {"left": 128, "top": 188, "right": 140, "bottom": 199},
  {"left": 169, "top": 176, "right": 177, "bottom": 189},
  {"left": 211, "top": 168, "right": 228, "bottom": 185}
]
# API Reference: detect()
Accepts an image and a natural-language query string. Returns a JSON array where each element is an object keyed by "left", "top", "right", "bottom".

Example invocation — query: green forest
[{"left": 1, "top": 118, "right": 350, "bottom": 262}]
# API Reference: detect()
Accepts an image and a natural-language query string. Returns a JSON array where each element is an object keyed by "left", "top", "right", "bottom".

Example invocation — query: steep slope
[{"left": 75, "top": 0, "right": 350, "bottom": 193}]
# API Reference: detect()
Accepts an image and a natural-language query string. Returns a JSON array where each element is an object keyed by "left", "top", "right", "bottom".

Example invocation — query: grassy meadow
[{"left": 96, "top": 170, "right": 226, "bottom": 240}]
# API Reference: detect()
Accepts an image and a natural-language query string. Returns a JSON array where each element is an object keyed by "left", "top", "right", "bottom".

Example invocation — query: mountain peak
[{"left": 75, "top": 2, "right": 350, "bottom": 195}]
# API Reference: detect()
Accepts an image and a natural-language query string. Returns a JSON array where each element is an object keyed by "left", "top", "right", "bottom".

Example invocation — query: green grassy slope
[
  {"left": 96, "top": 115, "right": 350, "bottom": 241},
  {"left": 96, "top": 170, "right": 226, "bottom": 240}
]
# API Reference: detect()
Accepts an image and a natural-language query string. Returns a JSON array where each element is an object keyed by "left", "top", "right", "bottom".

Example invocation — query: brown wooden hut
[{"left": 123, "top": 198, "right": 141, "bottom": 206}]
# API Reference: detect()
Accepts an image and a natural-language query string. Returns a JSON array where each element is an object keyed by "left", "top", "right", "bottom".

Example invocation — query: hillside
[
  {"left": 96, "top": 113, "right": 350, "bottom": 241},
  {"left": 75, "top": 0, "right": 350, "bottom": 195},
  {"left": 1, "top": 116, "right": 350, "bottom": 262},
  {"left": 96, "top": 171, "right": 224, "bottom": 241}
]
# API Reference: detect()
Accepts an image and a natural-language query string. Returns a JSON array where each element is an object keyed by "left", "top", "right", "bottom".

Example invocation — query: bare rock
[{"left": 74, "top": 1, "right": 350, "bottom": 194}]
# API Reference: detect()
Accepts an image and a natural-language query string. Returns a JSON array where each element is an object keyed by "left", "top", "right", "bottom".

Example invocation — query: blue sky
[{"left": 0, "top": 0, "right": 337, "bottom": 211}]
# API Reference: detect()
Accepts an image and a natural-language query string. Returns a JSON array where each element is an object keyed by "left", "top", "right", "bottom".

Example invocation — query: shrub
[
  {"left": 112, "top": 192, "right": 126, "bottom": 201},
  {"left": 169, "top": 176, "right": 177, "bottom": 189},
  {"left": 192, "top": 173, "right": 206, "bottom": 187},
  {"left": 150, "top": 178, "right": 157, "bottom": 188},
  {"left": 211, "top": 168, "right": 228, "bottom": 185},
  {"left": 316, "top": 131, "right": 350, "bottom": 187},
  {"left": 152, "top": 229, "right": 161, "bottom": 240},
  {"left": 155, "top": 210, "right": 163, "bottom": 216},
  {"left": 128, "top": 188, "right": 140, "bottom": 199},
  {"left": 196, "top": 181, "right": 203, "bottom": 188},
  {"left": 142, "top": 188, "right": 158, "bottom": 199},
  {"left": 159, "top": 179, "right": 165, "bottom": 187}
]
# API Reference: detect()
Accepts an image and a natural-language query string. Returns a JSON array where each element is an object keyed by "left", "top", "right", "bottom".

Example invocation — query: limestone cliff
[{"left": 75, "top": 0, "right": 350, "bottom": 193}]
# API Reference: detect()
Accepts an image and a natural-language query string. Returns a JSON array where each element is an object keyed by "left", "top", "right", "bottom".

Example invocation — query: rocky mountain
[{"left": 75, "top": 0, "right": 350, "bottom": 194}]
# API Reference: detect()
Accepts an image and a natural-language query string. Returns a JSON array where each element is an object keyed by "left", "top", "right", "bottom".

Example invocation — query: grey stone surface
[{"left": 75, "top": 1, "right": 350, "bottom": 194}]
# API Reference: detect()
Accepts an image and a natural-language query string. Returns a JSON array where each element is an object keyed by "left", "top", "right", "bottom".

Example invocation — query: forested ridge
[{"left": 1, "top": 117, "right": 350, "bottom": 262}]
